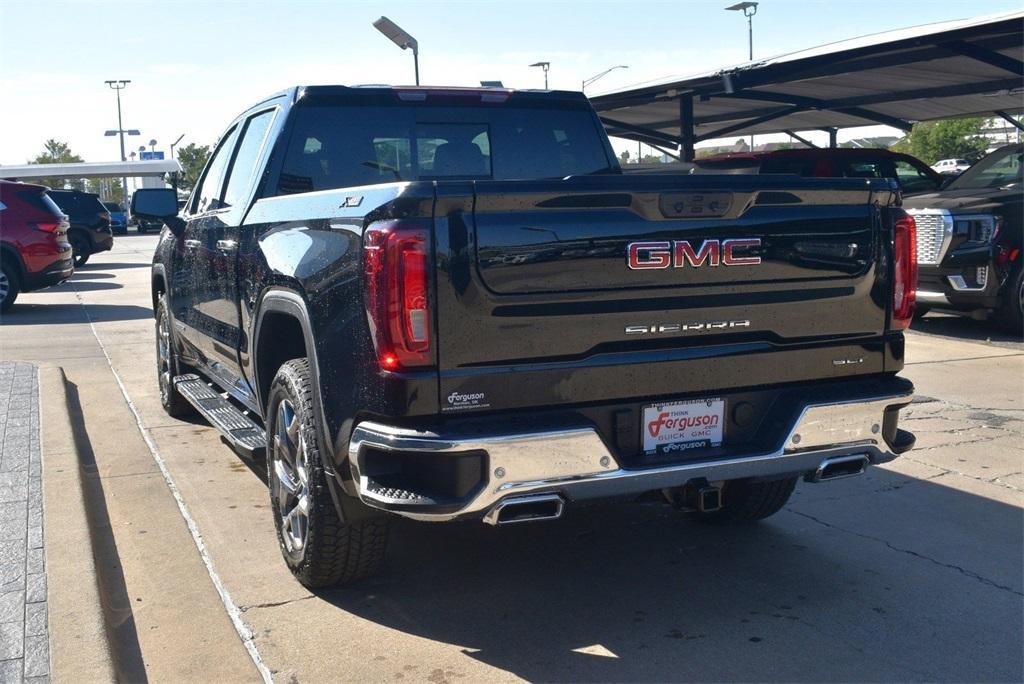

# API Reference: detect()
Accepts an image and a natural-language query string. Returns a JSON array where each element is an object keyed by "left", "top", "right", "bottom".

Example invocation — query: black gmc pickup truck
[
  {"left": 133, "top": 85, "right": 916, "bottom": 587},
  {"left": 905, "top": 144, "right": 1023, "bottom": 333}
]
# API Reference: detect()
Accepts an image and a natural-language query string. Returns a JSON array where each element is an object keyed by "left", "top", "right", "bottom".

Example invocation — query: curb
[{"left": 39, "top": 366, "right": 118, "bottom": 683}]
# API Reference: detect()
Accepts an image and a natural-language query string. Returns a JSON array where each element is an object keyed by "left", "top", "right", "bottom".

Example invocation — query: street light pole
[
  {"left": 529, "top": 62, "right": 550, "bottom": 89},
  {"left": 582, "top": 65, "right": 628, "bottom": 92},
  {"left": 170, "top": 134, "right": 184, "bottom": 163},
  {"left": 373, "top": 16, "right": 420, "bottom": 85},
  {"left": 105, "top": 79, "right": 131, "bottom": 205},
  {"left": 725, "top": 2, "right": 759, "bottom": 149}
]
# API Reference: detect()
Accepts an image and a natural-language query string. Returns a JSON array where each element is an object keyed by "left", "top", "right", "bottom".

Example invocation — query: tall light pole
[
  {"left": 529, "top": 61, "right": 550, "bottom": 89},
  {"left": 170, "top": 134, "right": 184, "bottom": 162},
  {"left": 725, "top": 2, "right": 758, "bottom": 150},
  {"left": 582, "top": 65, "right": 628, "bottom": 92},
  {"left": 373, "top": 16, "right": 419, "bottom": 85},
  {"left": 104, "top": 79, "right": 138, "bottom": 204},
  {"left": 149, "top": 139, "right": 157, "bottom": 154}
]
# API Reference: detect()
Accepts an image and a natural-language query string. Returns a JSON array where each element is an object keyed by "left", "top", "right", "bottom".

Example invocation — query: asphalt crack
[{"left": 789, "top": 509, "right": 1024, "bottom": 597}]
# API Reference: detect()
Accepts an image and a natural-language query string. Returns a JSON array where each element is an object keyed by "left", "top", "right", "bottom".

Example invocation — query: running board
[{"left": 173, "top": 374, "right": 266, "bottom": 459}]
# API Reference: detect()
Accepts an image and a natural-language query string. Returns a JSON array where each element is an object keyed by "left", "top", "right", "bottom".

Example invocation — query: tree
[
  {"left": 619, "top": 150, "right": 631, "bottom": 164},
  {"left": 890, "top": 117, "right": 990, "bottom": 165},
  {"left": 176, "top": 143, "right": 211, "bottom": 190},
  {"left": 28, "top": 139, "right": 84, "bottom": 190}
]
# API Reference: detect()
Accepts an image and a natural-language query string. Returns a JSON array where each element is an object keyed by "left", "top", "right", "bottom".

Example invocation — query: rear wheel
[
  {"left": 692, "top": 476, "right": 797, "bottom": 523},
  {"left": 267, "top": 359, "right": 389, "bottom": 587},
  {"left": 0, "top": 261, "right": 20, "bottom": 312},
  {"left": 70, "top": 232, "right": 90, "bottom": 267}
]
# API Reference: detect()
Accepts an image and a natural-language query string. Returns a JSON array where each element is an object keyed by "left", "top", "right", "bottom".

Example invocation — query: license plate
[{"left": 642, "top": 398, "right": 724, "bottom": 455}]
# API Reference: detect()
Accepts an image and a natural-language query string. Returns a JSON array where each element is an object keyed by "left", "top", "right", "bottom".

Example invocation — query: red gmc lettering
[
  {"left": 628, "top": 238, "right": 761, "bottom": 269},
  {"left": 722, "top": 238, "right": 762, "bottom": 266},
  {"left": 628, "top": 241, "right": 671, "bottom": 269},
  {"left": 674, "top": 240, "right": 720, "bottom": 267}
]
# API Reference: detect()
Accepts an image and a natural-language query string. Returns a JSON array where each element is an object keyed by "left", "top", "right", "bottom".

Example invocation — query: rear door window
[{"left": 222, "top": 109, "right": 276, "bottom": 209}]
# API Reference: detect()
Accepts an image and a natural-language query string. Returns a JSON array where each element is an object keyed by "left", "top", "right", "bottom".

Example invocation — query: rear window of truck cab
[{"left": 274, "top": 102, "right": 614, "bottom": 194}]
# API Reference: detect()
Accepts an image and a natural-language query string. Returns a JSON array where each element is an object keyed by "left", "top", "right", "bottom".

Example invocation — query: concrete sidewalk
[
  {"left": 0, "top": 235, "right": 260, "bottom": 683},
  {"left": 0, "top": 362, "right": 47, "bottom": 683}
]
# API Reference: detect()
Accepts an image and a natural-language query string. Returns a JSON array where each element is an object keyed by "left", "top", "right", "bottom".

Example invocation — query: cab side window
[
  {"left": 894, "top": 159, "right": 939, "bottom": 194},
  {"left": 191, "top": 125, "right": 240, "bottom": 214}
]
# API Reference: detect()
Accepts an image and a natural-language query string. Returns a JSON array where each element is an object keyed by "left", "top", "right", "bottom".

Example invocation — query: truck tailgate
[{"left": 433, "top": 175, "right": 896, "bottom": 414}]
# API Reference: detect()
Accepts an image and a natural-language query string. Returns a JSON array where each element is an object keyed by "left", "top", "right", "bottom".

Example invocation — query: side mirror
[
  {"left": 131, "top": 188, "right": 185, "bottom": 235},
  {"left": 939, "top": 176, "right": 955, "bottom": 190}
]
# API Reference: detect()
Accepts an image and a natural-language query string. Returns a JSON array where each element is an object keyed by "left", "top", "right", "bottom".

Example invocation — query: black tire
[
  {"left": 0, "top": 260, "right": 21, "bottom": 313},
  {"left": 70, "top": 232, "right": 91, "bottom": 267},
  {"left": 694, "top": 476, "right": 798, "bottom": 523},
  {"left": 155, "top": 295, "right": 193, "bottom": 417},
  {"left": 266, "top": 359, "right": 389, "bottom": 587},
  {"left": 996, "top": 267, "right": 1023, "bottom": 336}
]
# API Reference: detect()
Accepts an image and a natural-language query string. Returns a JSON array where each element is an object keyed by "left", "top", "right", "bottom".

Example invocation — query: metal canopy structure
[
  {"left": 590, "top": 10, "right": 1024, "bottom": 160},
  {"left": 0, "top": 159, "right": 181, "bottom": 180}
]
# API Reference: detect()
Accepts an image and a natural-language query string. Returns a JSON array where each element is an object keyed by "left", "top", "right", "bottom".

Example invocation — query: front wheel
[
  {"left": 996, "top": 267, "right": 1023, "bottom": 335},
  {"left": 266, "top": 359, "right": 389, "bottom": 587},
  {"left": 155, "top": 295, "right": 193, "bottom": 417},
  {"left": 70, "top": 232, "right": 90, "bottom": 267},
  {"left": 0, "top": 262, "right": 20, "bottom": 312}
]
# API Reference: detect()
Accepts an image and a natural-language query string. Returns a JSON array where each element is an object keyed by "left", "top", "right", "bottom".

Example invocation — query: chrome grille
[{"left": 909, "top": 210, "right": 950, "bottom": 265}]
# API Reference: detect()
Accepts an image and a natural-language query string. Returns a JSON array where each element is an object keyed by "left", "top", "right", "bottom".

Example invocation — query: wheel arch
[
  {"left": 253, "top": 289, "right": 333, "bottom": 470},
  {"left": 0, "top": 243, "right": 25, "bottom": 278}
]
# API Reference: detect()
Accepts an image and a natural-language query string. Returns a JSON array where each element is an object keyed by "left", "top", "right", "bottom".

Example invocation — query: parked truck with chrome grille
[
  {"left": 905, "top": 143, "right": 1023, "bottom": 333},
  {"left": 132, "top": 85, "right": 918, "bottom": 587}
]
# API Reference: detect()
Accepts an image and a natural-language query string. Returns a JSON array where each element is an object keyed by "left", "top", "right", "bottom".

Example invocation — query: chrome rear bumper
[{"left": 348, "top": 389, "right": 914, "bottom": 522}]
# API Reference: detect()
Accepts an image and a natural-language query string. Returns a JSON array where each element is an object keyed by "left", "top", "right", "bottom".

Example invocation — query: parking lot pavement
[{"left": 0, "top": 234, "right": 1021, "bottom": 682}]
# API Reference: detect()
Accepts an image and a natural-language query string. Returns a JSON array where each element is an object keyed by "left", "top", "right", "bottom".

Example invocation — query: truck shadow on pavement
[
  {"left": 911, "top": 313, "right": 1020, "bottom": 345},
  {"left": 0, "top": 302, "right": 151, "bottom": 324},
  {"left": 314, "top": 469, "right": 1023, "bottom": 682}
]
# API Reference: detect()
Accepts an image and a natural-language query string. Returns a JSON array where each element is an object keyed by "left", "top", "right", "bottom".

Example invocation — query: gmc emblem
[{"left": 627, "top": 238, "right": 762, "bottom": 270}]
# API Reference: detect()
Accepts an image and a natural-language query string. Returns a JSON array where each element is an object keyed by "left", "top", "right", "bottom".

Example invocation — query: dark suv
[
  {"left": 694, "top": 148, "right": 944, "bottom": 196},
  {"left": 904, "top": 144, "right": 1023, "bottom": 333},
  {"left": 48, "top": 189, "right": 114, "bottom": 266}
]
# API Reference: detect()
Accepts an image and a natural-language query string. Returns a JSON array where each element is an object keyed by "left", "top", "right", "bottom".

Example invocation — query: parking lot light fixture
[
  {"left": 170, "top": 134, "right": 184, "bottom": 162},
  {"left": 582, "top": 65, "right": 628, "bottom": 92},
  {"left": 725, "top": 2, "right": 758, "bottom": 149},
  {"left": 529, "top": 62, "right": 550, "bottom": 89},
  {"left": 373, "top": 16, "right": 420, "bottom": 85},
  {"left": 105, "top": 78, "right": 133, "bottom": 204},
  {"left": 725, "top": 2, "right": 758, "bottom": 61}
]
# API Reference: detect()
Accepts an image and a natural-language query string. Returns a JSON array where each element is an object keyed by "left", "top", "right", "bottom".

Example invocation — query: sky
[{"left": 1, "top": 0, "right": 1021, "bottom": 166}]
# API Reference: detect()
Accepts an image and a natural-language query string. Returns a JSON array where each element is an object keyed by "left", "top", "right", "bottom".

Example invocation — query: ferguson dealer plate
[{"left": 643, "top": 398, "right": 724, "bottom": 455}]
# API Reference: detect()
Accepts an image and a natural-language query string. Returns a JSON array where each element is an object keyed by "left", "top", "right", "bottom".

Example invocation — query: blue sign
[{"left": 139, "top": 151, "right": 164, "bottom": 160}]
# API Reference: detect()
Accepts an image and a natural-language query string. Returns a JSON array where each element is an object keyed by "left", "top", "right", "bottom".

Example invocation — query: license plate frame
[{"left": 642, "top": 397, "right": 725, "bottom": 456}]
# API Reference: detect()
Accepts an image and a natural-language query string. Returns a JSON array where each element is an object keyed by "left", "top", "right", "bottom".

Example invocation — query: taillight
[
  {"left": 892, "top": 212, "right": 917, "bottom": 330},
  {"left": 363, "top": 221, "right": 433, "bottom": 371},
  {"left": 30, "top": 220, "right": 66, "bottom": 234}
]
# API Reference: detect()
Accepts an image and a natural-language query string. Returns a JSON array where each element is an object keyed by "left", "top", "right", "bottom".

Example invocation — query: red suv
[{"left": 0, "top": 180, "right": 73, "bottom": 311}]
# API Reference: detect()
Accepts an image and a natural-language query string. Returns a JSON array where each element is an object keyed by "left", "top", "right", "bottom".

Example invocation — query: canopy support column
[
  {"left": 996, "top": 110, "right": 1024, "bottom": 132},
  {"left": 679, "top": 95, "right": 695, "bottom": 162}
]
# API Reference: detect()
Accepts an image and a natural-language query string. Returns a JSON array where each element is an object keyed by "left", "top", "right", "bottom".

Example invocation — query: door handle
[
  {"left": 183, "top": 239, "right": 202, "bottom": 250},
  {"left": 216, "top": 239, "right": 238, "bottom": 253}
]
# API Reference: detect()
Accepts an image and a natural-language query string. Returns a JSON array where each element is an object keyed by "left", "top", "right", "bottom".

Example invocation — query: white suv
[{"left": 931, "top": 158, "right": 972, "bottom": 175}]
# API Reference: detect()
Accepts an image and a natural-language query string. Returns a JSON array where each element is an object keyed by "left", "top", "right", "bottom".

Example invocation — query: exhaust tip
[
  {"left": 484, "top": 494, "right": 564, "bottom": 526},
  {"left": 807, "top": 454, "right": 868, "bottom": 483}
]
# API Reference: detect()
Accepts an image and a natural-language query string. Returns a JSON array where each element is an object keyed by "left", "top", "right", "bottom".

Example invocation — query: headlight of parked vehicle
[{"left": 955, "top": 215, "right": 1000, "bottom": 242}]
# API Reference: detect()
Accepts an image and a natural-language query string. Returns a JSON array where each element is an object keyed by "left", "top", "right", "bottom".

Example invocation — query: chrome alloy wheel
[
  {"left": 156, "top": 309, "right": 173, "bottom": 405},
  {"left": 271, "top": 399, "right": 311, "bottom": 557},
  {"left": 0, "top": 268, "right": 9, "bottom": 305}
]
